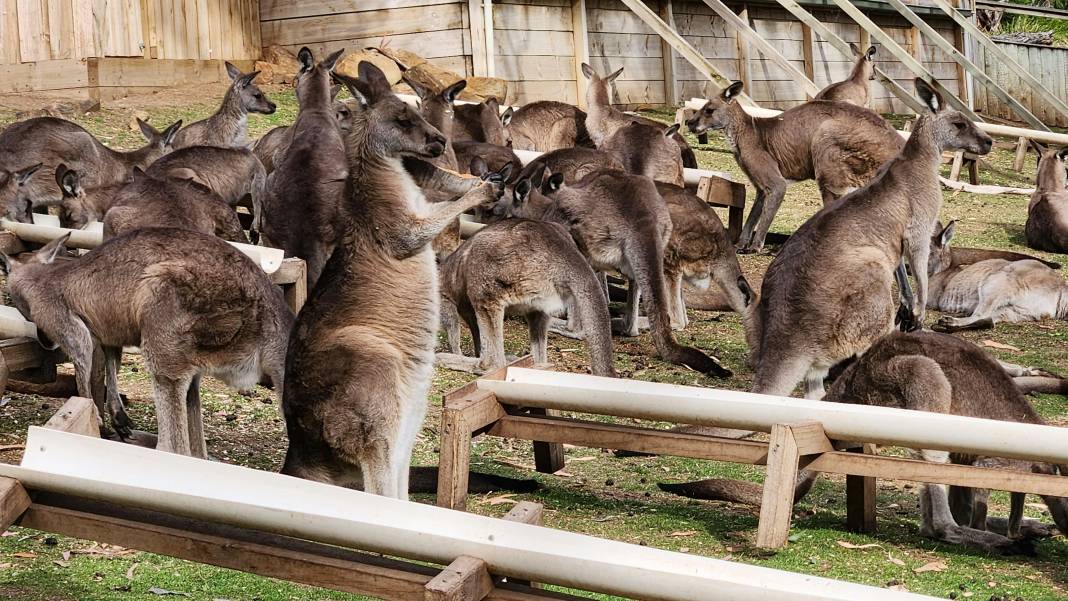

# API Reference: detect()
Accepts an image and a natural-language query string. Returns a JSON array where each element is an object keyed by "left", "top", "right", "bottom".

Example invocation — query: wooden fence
[{"left": 974, "top": 40, "right": 1068, "bottom": 128}]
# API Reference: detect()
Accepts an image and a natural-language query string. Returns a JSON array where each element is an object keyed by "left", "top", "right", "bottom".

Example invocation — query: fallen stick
[{"left": 939, "top": 177, "right": 1034, "bottom": 196}]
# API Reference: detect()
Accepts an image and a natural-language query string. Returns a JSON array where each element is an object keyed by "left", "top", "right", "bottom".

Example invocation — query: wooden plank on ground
[
  {"left": 0, "top": 58, "right": 88, "bottom": 92},
  {"left": 0, "top": 477, "right": 30, "bottom": 533}
]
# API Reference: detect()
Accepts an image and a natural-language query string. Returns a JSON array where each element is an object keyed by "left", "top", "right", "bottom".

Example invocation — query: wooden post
[
  {"left": 1013, "top": 136, "right": 1030, "bottom": 172},
  {"left": 756, "top": 423, "right": 802, "bottom": 549},
  {"left": 0, "top": 477, "right": 31, "bottom": 533},
  {"left": 44, "top": 397, "right": 102, "bottom": 438},
  {"left": 845, "top": 444, "right": 877, "bottom": 534},
  {"left": 424, "top": 556, "right": 494, "bottom": 601},
  {"left": 438, "top": 401, "right": 475, "bottom": 510},
  {"left": 469, "top": 0, "right": 490, "bottom": 77},
  {"left": 801, "top": 23, "right": 814, "bottom": 82},
  {"left": 949, "top": 150, "right": 965, "bottom": 181},
  {"left": 502, "top": 501, "right": 545, "bottom": 588},
  {"left": 952, "top": 19, "right": 968, "bottom": 105},
  {"left": 484, "top": 0, "right": 496, "bottom": 78},
  {"left": 858, "top": 29, "right": 870, "bottom": 55},
  {"left": 659, "top": 0, "right": 677, "bottom": 106},
  {"left": 270, "top": 258, "right": 308, "bottom": 315},
  {"left": 572, "top": 0, "right": 590, "bottom": 109},
  {"left": 735, "top": 5, "right": 751, "bottom": 94},
  {"left": 529, "top": 408, "right": 565, "bottom": 475}
]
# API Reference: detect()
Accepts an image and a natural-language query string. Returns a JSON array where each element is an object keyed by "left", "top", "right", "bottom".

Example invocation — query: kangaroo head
[
  {"left": 687, "top": 81, "right": 744, "bottom": 134},
  {"left": 333, "top": 62, "right": 447, "bottom": 160},
  {"left": 2, "top": 232, "right": 70, "bottom": 344},
  {"left": 405, "top": 75, "right": 466, "bottom": 135},
  {"left": 334, "top": 98, "right": 360, "bottom": 134},
  {"left": 915, "top": 78, "right": 991, "bottom": 155},
  {"left": 134, "top": 118, "right": 183, "bottom": 165},
  {"left": 225, "top": 61, "right": 276, "bottom": 115},
  {"left": 483, "top": 97, "right": 513, "bottom": 147},
  {"left": 580, "top": 63, "right": 623, "bottom": 109},
  {"left": 55, "top": 164, "right": 92, "bottom": 228},
  {"left": 2, "top": 163, "right": 43, "bottom": 224},
  {"left": 483, "top": 159, "right": 547, "bottom": 220},
  {"left": 1030, "top": 140, "right": 1068, "bottom": 190},
  {"left": 295, "top": 47, "right": 345, "bottom": 108},
  {"left": 928, "top": 220, "right": 957, "bottom": 276}
]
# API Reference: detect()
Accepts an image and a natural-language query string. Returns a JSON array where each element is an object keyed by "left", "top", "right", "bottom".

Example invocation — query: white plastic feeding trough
[{"left": 0, "top": 305, "right": 36, "bottom": 340}]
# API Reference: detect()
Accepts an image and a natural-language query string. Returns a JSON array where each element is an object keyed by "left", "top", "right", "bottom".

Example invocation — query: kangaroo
[
  {"left": 171, "top": 62, "right": 276, "bottom": 149},
  {"left": 280, "top": 61, "right": 499, "bottom": 500},
  {"left": 4, "top": 163, "right": 45, "bottom": 222},
  {"left": 507, "top": 100, "right": 594, "bottom": 151},
  {"left": 99, "top": 168, "right": 247, "bottom": 242},
  {"left": 602, "top": 122, "right": 684, "bottom": 186},
  {"left": 580, "top": 64, "right": 698, "bottom": 169},
  {"left": 252, "top": 85, "right": 345, "bottom": 175},
  {"left": 146, "top": 146, "right": 266, "bottom": 208},
  {"left": 956, "top": 457, "right": 1064, "bottom": 542},
  {"left": 1025, "top": 142, "right": 1068, "bottom": 253},
  {"left": 489, "top": 165, "right": 731, "bottom": 377},
  {"left": 2, "top": 229, "right": 293, "bottom": 455},
  {"left": 656, "top": 182, "right": 752, "bottom": 329},
  {"left": 686, "top": 81, "right": 903, "bottom": 253},
  {"left": 436, "top": 218, "right": 616, "bottom": 377},
  {"left": 659, "top": 331, "right": 1067, "bottom": 555},
  {"left": 453, "top": 97, "right": 513, "bottom": 146},
  {"left": 747, "top": 78, "right": 992, "bottom": 399},
  {"left": 0, "top": 117, "right": 181, "bottom": 217},
  {"left": 526, "top": 147, "right": 624, "bottom": 184},
  {"left": 255, "top": 48, "right": 347, "bottom": 292},
  {"left": 924, "top": 221, "right": 1068, "bottom": 332},
  {"left": 454, "top": 142, "right": 522, "bottom": 179},
  {"left": 813, "top": 44, "right": 877, "bottom": 107}
]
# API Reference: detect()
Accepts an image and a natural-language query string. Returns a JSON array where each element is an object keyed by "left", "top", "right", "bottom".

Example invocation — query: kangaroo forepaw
[
  {"left": 895, "top": 303, "right": 922, "bottom": 332},
  {"left": 110, "top": 409, "right": 135, "bottom": 440}
]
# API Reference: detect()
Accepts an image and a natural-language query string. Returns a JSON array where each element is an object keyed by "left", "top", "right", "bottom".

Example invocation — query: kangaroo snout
[
  {"left": 424, "top": 133, "right": 447, "bottom": 158},
  {"left": 262, "top": 101, "right": 278, "bottom": 115},
  {"left": 685, "top": 117, "right": 704, "bottom": 134},
  {"left": 973, "top": 134, "right": 993, "bottom": 155}
]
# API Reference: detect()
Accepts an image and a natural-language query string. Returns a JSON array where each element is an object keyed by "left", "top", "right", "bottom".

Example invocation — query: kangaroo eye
[
  {"left": 398, "top": 118, "right": 413, "bottom": 128},
  {"left": 953, "top": 121, "right": 966, "bottom": 130}
]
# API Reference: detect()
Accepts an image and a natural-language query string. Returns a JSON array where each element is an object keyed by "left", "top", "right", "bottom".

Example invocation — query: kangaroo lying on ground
[
  {"left": 453, "top": 97, "right": 512, "bottom": 146},
  {"left": 146, "top": 145, "right": 266, "bottom": 208},
  {"left": 2, "top": 229, "right": 293, "bottom": 455},
  {"left": 280, "top": 61, "right": 500, "bottom": 500},
  {"left": 171, "top": 62, "right": 276, "bottom": 149},
  {"left": 436, "top": 218, "right": 616, "bottom": 377},
  {"left": 256, "top": 48, "right": 347, "bottom": 291},
  {"left": 925, "top": 221, "right": 1068, "bottom": 332},
  {"left": 488, "top": 165, "right": 731, "bottom": 377},
  {"left": 747, "top": 78, "right": 992, "bottom": 399},
  {"left": 686, "top": 81, "right": 903, "bottom": 252},
  {"left": 0, "top": 117, "right": 181, "bottom": 218},
  {"left": 506, "top": 100, "right": 594, "bottom": 151},
  {"left": 1025, "top": 141, "right": 1068, "bottom": 253},
  {"left": 813, "top": 44, "right": 877, "bottom": 107},
  {"left": 455, "top": 143, "right": 522, "bottom": 180},
  {"left": 656, "top": 182, "right": 752, "bottom": 329},
  {"left": 602, "top": 122, "right": 684, "bottom": 186},
  {"left": 581, "top": 64, "right": 698, "bottom": 169},
  {"left": 659, "top": 331, "right": 1067, "bottom": 555}
]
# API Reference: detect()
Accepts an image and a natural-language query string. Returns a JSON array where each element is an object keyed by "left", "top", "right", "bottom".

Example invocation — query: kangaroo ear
[
  {"left": 237, "top": 71, "right": 260, "bottom": 88},
  {"left": 297, "top": 47, "right": 315, "bottom": 73},
  {"left": 496, "top": 162, "right": 513, "bottom": 183},
  {"left": 1030, "top": 139, "right": 1047, "bottom": 156},
  {"left": 442, "top": 80, "right": 467, "bottom": 104},
  {"left": 915, "top": 78, "right": 943, "bottom": 113},
  {"left": 723, "top": 81, "right": 744, "bottom": 102},
  {"left": 136, "top": 118, "right": 159, "bottom": 142},
  {"left": 334, "top": 72, "right": 372, "bottom": 108},
  {"left": 484, "top": 97, "right": 499, "bottom": 114},
  {"left": 37, "top": 233, "right": 70, "bottom": 264},
  {"left": 322, "top": 48, "right": 345, "bottom": 72},
  {"left": 545, "top": 172, "right": 564, "bottom": 193},
  {"left": 939, "top": 220, "right": 957, "bottom": 247},
  {"left": 1057, "top": 147, "right": 1068, "bottom": 161},
  {"left": 664, "top": 123, "right": 680, "bottom": 138},
  {"left": 738, "top": 276, "right": 754, "bottom": 307},
  {"left": 357, "top": 61, "right": 391, "bottom": 96},
  {"left": 500, "top": 106, "right": 514, "bottom": 127},
  {"left": 580, "top": 63, "right": 595, "bottom": 80},
  {"left": 402, "top": 74, "right": 431, "bottom": 101},
  {"left": 866, "top": 46, "right": 877, "bottom": 60},
  {"left": 56, "top": 165, "right": 80, "bottom": 197},
  {"left": 161, "top": 120, "right": 182, "bottom": 147},
  {"left": 225, "top": 61, "right": 243, "bottom": 81},
  {"left": 16, "top": 163, "right": 42, "bottom": 185},
  {"left": 469, "top": 156, "right": 489, "bottom": 177},
  {"left": 528, "top": 162, "right": 546, "bottom": 189},
  {"left": 513, "top": 178, "right": 532, "bottom": 205},
  {"left": 607, "top": 66, "right": 624, "bottom": 82},
  {"left": 848, "top": 41, "right": 860, "bottom": 56}
]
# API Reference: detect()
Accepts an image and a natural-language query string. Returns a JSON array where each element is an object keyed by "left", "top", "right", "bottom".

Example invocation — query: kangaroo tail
[
  {"left": 1014, "top": 376, "right": 1068, "bottom": 396},
  {"left": 572, "top": 266, "right": 617, "bottom": 377},
  {"left": 659, "top": 472, "right": 818, "bottom": 506}
]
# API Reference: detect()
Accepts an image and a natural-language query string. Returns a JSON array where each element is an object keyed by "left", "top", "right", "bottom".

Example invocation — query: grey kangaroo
[
  {"left": 747, "top": 78, "right": 992, "bottom": 399},
  {"left": 436, "top": 218, "right": 616, "bottom": 377},
  {"left": 171, "top": 62, "right": 276, "bottom": 149},
  {"left": 506, "top": 100, "right": 594, "bottom": 151},
  {"left": 256, "top": 47, "right": 347, "bottom": 291},
  {"left": 280, "top": 61, "right": 499, "bottom": 499},
  {"left": 1025, "top": 141, "right": 1068, "bottom": 253},
  {"left": 602, "top": 122, "right": 685, "bottom": 186},
  {"left": 660, "top": 330, "right": 1067, "bottom": 555},
  {"left": 453, "top": 97, "right": 512, "bottom": 146},
  {"left": 146, "top": 145, "right": 266, "bottom": 208},
  {"left": 2, "top": 229, "right": 293, "bottom": 455},
  {"left": 813, "top": 44, "right": 877, "bottom": 107},
  {"left": 686, "top": 81, "right": 903, "bottom": 252}
]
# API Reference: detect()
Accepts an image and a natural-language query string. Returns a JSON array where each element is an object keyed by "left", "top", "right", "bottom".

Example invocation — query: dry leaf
[
  {"left": 836, "top": 540, "right": 881, "bottom": 550},
  {"left": 553, "top": 470, "right": 575, "bottom": 478},
  {"left": 148, "top": 588, "right": 191, "bottom": 597},
  {"left": 679, "top": 547, "right": 690, "bottom": 553},
  {"left": 981, "top": 340, "right": 1020, "bottom": 352},
  {"left": 53, "top": 560, "right": 69, "bottom": 568},
  {"left": 125, "top": 561, "right": 139, "bottom": 581},
  {"left": 61, "top": 551, "right": 70, "bottom": 561},
  {"left": 889, "top": 584, "right": 910, "bottom": 592},
  {"left": 670, "top": 530, "right": 698, "bottom": 538},
  {"left": 0, "top": 531, "right": 15, "bottom": 538},
  {"left": 12, "top": 552, "right": 37, "bottom": 559},
  {"left": 569, "top": 456, "right": 598, "bottom": 462},
  {"left": 913, "top": 561, "right": 947, "bottom": 573},
  {"left": 0, "top": 563, "right": 11, "bottom": 569},
  {"left": 887, "top": 554, "right": 906, "bottom": 566},
  {"left": 486, "top": 495, "right": 518, "bottom": 506}
]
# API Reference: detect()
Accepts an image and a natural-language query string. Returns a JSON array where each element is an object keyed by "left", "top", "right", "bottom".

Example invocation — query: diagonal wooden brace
[
  {"left": 0, "top": 477, "right": 31, "bottom": 533},
  {"left": 756, "top": 421, "right": 833, "bottom": 549}
]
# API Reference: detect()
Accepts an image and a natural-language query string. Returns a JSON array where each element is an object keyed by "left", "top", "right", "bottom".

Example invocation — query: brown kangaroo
[
  {"left": 602, "top": 121, "right": 684, "bottom": 186},
  {"left": 256, "top": 47, "right": 347, "bottom": 291},
  {"left": 506, "top": 100, "right": 594, "bottom": 152},
  {"left": 453, "top": 97, "right": 513, "bottom": 147},
  {"left": 1025, "top": 142, "right": 1068, "bottom": 253},
  {"left": 747, "top": 78, "right": 992, "bottom": 399},
  {"left": 660, "top": 331, "right": 1066, "bottom": 555},
  {"left": 171, "top": 62, "right": 276, "bottom": 149},
  {"left": 686, "top": 81, "right": 903, "bottom": 253},
  {"left": 455, "top": 142, "right": 522, "bottom": 179},
  {"left": 813, "top": 44, "right": 877, "bottom": 107},
  {"left": 146, "top": 145, "right": 266, "bottom": 208},
  {"left": 0, "top": 117, "right": 181, "bottom": 218},
  {"left": 280, "top": 61, "right": 499, "bottom": 499},
  {"left": 925, "top": 221, "right": 1068, "bottom": 332},
  {"left": 2, "top": 229, "right": 293, "bottom": 455},
  {"left": 489, "top": 165, "right": 731, "bottom": 377},
  {"left": 252, "top": 85, "right": 343, "bottom": 175},
  {"left": 436, "top": 218, "right": 616, "bottom": 377},
  {"left": 525, "top": 147, "right": 624, "bottom": 183}
]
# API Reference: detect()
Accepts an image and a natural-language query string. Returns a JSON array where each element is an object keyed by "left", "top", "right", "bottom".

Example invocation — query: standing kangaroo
[
  {"left": 581, "top": 63, "right": 698, "bottom": 169},
  {"left": 660, "top": 331, "right": 1067, "bottom": 555},
  {"left": 925, "top": 221, "right": 1068, "bottom": 332},
  {"left": 602, "top": 122, "right": 684, "bottom": 186},
  {"left": 256, "top": 47, "right": 347, "bottom": 291},
  {"left": 436, "top": 219, "right": 616, "bottom": 377},
  {"left": 813, "top": 44, "right": 877, "bottom": 107},
  {"left": 747, "top": 78, "right": 991, "bottom": 399},
  {"left": 2, "top": 229, "right": 293, "bottom": 455},
  {"left": 146, "top": 146, "right": 266, "bottom": 208},
  {"left": 280, "top": 62, "right": 499, "bottom": 499},
  {"left": 171, "top": 62, "right": 276, "bottom": 149},
  {"left": 686, "top": 81, "right": 903, "bottom": 252},
  {"left": 1025, "top": 142, "right": 1068, "bottom": 253},
  {"left": 453, "top": 97, "right": 513, "bottom": 146},
  {"left": 0, "top": 117, "right": 181, "bottom": 217},
  {"left": 506, "top": 100, "right": 594, "bottom": 151}
]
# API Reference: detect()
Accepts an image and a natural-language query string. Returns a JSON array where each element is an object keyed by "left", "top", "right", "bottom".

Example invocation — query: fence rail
[{"left": 974, "top": 40, "right": 1068, "bottom": 128}]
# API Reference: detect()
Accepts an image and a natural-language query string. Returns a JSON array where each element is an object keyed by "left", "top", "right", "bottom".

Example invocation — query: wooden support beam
[
  {"left": 704, "top": 0, "right": 820, "bottom": 98},
  {"left": 1013, "top": 136, "right": 1030, "bottom": 172},
  {"left": 756, "top": 423, "right": 801, "bottom": 549},
  {"left": 425, "top": 556, "right": 494, "bottom": 601},
  {"left": 0, "top": 477, "right": 31, "bottom": 533},
  {"left": 883, "top": 0, "right": 1049, "bottom": 131},
  {"left": 270, "top": 257, "right": 307, "bottom": 314},
  {"left": 845, "top": 444, "right": 877, "bottom": 534},
  {"left": 571, "top": 0, "right": 589, "bottom": 109},
  {"left": 529, "top": 408, "right": 566, "bottom": 475},
  {"left": 503, "top": 501, "right": 544, "bottom": 526},
  {"left": 437, "top": 391, "right": 505, "bottom": 510},
  {"left": 823, "top": 0, "right": 980, "bottom": 119},
  {"left": 696, "top": 175, "right": 746, "bottom": 243},
  {"left": 659, "top": 0, "right": 677, "bottom": 107},
  {"left": 735, "top": 5, "right": 752, "bottom": 94},
  {"left": 931, "top": 0, "right": 1068, "bottom": 124},
  {"left": 949, "top": 150, "right": 965, "bottom": 181},
  {"left": 801, "top": 23, "right": 814, "bottom": 82},
  {"left": 484, "top": 0, "right": 496, "bottom": 78},
  {"left": 772, "top": 0, "right": 927, "bottom": 114},
  {"left": 43, "top": 397, "right": 100, "bottom": 438},
  {"left": 469, "top": 0, "right": 490, "bottom": 77}
]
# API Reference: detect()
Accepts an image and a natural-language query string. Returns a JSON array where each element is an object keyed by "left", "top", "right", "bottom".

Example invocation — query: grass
[{"left": 0, "top": 85, "right": 1066, "bottom": 600}]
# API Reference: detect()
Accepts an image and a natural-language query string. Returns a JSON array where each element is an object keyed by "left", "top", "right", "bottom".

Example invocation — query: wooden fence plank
[
  {"left": 0, "top": 0, "right": 20, "bottom": 64},
  {"left": 261, "top": 4, "right": 463, "bottom": 46}
]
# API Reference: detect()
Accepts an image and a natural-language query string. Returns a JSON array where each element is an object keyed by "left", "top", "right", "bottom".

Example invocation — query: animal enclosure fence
[{"left": 974, "top": 41, "right": 1068, "bottom": 128}]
